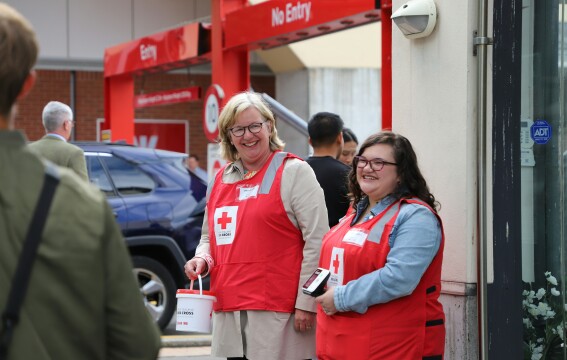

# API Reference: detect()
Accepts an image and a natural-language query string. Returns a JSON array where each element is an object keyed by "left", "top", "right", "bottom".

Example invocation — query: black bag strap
[{"left": 0, "top": 164, "right": 60, "bottom": 360}]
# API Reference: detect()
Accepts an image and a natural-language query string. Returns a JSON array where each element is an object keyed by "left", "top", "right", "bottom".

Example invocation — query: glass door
[{"left": 521, "top": 1, "right": 567, "bottom": 358}]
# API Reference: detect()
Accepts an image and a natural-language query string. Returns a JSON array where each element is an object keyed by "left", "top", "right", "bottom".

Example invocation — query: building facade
[{"left": 13, "top": 0, "right": 566, "bottom": 358}]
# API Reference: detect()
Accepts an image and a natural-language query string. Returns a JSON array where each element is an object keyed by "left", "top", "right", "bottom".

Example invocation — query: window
[
  {"left": 86, "top": 155, "right": 114, "bottom": 197},
  {"left": 521, "top": 1, "right": 567, "bottom": 357},
  {"left": 101, "top": 156, "right": 155, "bottom": 195}
]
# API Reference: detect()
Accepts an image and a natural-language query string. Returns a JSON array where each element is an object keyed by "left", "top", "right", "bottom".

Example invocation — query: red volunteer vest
[
  {"left": 208, "top": 151, "right": 304, "bottom": 313},
  {"left": 316, "top": 198, "right": 445, "bottom": 360}
]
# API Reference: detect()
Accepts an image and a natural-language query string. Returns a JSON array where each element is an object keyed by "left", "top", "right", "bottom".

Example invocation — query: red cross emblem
[
  {"left": 217, "top": 211, "right": 232, "bottom": 229},
  {"left": 332, "top": 253, "right": 341, "bottom": 273}
]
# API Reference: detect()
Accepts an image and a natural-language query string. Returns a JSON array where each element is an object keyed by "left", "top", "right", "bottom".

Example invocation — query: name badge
[
  {"left": 342, "top": 229, "right": 367, "bottom": 247},
  {"left": 238, "top": 185, "right": 259, "bottom": 201}
]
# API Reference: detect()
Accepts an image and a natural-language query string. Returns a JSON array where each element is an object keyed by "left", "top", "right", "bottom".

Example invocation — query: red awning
[
  {"left": 225, "top": 0, "right": 381, "bottom": 51},
  {"left": 104, "top": 22, "right": 211, "bottom": 77}
]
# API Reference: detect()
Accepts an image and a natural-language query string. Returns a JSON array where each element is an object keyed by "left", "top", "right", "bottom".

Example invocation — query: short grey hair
[{"left": 42, "top": 101, "right": 73, "bottom": 132}]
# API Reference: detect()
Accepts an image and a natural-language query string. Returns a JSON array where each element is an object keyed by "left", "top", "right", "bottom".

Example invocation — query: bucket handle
[{"left": 189, "top": 274, "right": 203, "bottom": 296}]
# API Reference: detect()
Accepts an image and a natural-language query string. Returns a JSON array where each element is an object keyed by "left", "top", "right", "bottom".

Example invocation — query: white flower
[
  {"left": 544, "top": 310, "right": 556, "bottom": 320},
  {"left": 524, "top": 272, "right": 565, "bottom": 358},
  {"left": 546, "top": 272, "right": 558, "bottom": 286},
  {"left": 537, "top": 302, "right": 551, "bottom": 312},
  {"left": 528, "top": 303, "right": 540, "bottom": 316},
  {"left": 528, "top": 302, "right": 555, "bottom": 319},
  {"left": 531, "top": 343, "right": 544, "bottom": 360},
  {"left": 552, "top": 324, "right": 564, "bottom": 340}
]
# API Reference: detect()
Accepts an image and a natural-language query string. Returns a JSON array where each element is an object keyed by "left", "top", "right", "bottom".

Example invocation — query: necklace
[{"left": 243, "top": 169, "right": 258, "bottom": 180}]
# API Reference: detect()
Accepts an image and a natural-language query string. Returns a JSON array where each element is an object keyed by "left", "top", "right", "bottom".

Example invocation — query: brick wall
[
  {"left": 16, "top": 71, "right": 71, "bottom": 140},
  {"left": 16, "top": 69, "right": 275, "bottom": 169}
]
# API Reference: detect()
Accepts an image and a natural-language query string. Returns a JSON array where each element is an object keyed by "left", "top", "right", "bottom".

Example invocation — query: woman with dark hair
[
  {"left": 339, "top": 127, "right": 358, "bottom": 166},
  {"left": 315, "top": 131, "right": 445, "bottom": 360}
]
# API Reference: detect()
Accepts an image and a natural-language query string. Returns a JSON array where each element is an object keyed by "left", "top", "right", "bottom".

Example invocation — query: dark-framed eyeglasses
[
  {"left": 228, "top": 122, "right": 266, "bottom": 137},
  {"left": 353, "top": 156, "right": 397, "bottom": 171}
]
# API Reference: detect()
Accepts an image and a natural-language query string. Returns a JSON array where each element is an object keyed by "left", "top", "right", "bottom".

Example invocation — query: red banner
[
  {"left": 134, "top": 87, "right": 201, "bottom": 108},
  {"left": 98, "top": 119, "right": 189, "bottom": 153},
  {"left": 225, "top": 0, "right": 381, "bottom": 50}
]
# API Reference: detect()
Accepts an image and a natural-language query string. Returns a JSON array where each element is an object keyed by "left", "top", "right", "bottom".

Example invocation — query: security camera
[{"left": 391, "top": 0, "right": 437, "bottom": 39}]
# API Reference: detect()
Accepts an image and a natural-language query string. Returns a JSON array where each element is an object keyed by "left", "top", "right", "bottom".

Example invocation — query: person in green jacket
[
  {"left": 28, "top": 101, "right": 89, "bottom": 182},
  {"left": 0, "top": 4, "right": 162, "bottom": 360}
]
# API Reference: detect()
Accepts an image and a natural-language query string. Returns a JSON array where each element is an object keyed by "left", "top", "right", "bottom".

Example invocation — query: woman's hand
[
  {"left": 184, "top": 257, "right": 206, "bottom": 280},
  {"left": 315, "top": 287, "right": 338, "bottom": 316},
  {"left": 294, "top": 308, "right": 316, "bottom": 332}
]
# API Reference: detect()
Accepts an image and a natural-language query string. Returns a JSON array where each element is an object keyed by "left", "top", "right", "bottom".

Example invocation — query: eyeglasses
[
  {"left": 353, "top": 156, "right": 397, "bottom": 171},
  {"left": 228, "top": 122, "right": 265, "bottom": 137}
]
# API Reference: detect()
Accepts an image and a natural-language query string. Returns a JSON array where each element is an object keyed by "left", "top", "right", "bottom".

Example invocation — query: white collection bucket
[{"left": 176, "top": 275, "right": 216, "bottom": 333}]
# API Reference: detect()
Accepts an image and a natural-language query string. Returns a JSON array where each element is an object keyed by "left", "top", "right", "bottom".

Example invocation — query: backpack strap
[{"left": 0, "top": 163, "right": 60, "bottom": 360}]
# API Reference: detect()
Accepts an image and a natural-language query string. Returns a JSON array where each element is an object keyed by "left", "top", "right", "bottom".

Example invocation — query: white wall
[
  {"left": 275, "top": 69, "right": 311, "bottom": 158},
  {"left": 308, "top": 68, "right": 381, "bottom": 137},
  {"left": 391, "top": 0, "right": 479, "bottom": 357},
  {"left": 274, "top": 67, "right": 381, "bottom": 159},
  {"left": 289, "top": 23, "right": 381, "bottom": 68},
  {"left": 6, "top": 0, "right": 210, "bottom": 66},
  {"left": 392, "top": 0, "right": 478, "bottom": 286}
]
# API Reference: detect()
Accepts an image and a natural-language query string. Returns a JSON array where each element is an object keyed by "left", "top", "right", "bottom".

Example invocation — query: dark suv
[{"left": 76, "top": 142, "right": 207, "bottom": 329}]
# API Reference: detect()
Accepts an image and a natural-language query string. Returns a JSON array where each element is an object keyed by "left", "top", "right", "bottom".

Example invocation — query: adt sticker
[{"left": 530, "top": 120, "right": 552, "bottom": 145}]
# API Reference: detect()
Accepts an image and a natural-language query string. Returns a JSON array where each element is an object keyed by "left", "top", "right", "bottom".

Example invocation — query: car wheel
[{"left": 132, "top": 256, "right": 176, "bottom": 330}]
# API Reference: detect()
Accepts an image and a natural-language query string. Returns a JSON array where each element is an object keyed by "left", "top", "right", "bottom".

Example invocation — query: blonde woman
[{"left": 185, "top": 92, "right": 328, "bottom": 360}]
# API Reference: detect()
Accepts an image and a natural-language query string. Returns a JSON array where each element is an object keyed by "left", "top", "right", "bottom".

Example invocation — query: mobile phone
[{"left": 302, "top": 268, "right": 330, "bottom": 297}]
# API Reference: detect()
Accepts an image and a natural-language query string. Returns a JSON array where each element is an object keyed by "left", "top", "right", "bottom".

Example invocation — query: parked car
[{"left": 75, "top": 142, "right": 208, "bottom": 329}]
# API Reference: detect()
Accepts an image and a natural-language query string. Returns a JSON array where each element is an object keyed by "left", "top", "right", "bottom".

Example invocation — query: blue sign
[{"left": 530, "top": 120, "right": 552, "bottom": 145}]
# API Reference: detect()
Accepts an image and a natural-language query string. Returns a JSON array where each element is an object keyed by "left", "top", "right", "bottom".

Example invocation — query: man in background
[
  {"left": 28, "top": 101, "right": 88, "bottom": 181},
  {"left": 186, "top": 153, "right": 208, "bottom": 182},
  {"left": 306, "top": 112, "right": 351, "bottom": 227},
  {"left": 0, "top": 4, "right": 161, "bottom": 359}
]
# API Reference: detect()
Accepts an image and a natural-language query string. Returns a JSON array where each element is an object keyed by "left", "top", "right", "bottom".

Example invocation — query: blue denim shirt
[{"left": 333, "top": 195, "right": 442, "bottom": 314}]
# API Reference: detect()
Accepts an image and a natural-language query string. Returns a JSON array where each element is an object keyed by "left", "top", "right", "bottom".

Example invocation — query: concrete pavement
[
  {"left": 158, "top": 346, "right": 223, "bottom": 360},
  {"left": 159, "top": 316, "right": 221, "bottom": 359},
  {"left": 159, "top": 335, "right": 223, "bottom": 359},
  {"left": 161, "top": 334, "right": 212, "bottom": 348}
]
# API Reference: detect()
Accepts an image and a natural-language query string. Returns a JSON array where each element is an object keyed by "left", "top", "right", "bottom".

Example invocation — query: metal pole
[
  {"left": 380, "top": 0, "right": 392, "bottom": 130},
  {"left": 475, "top": 0, "right": 491, "bottom": 357},
  {"left": 70, "top": 70, "right": 76, "bottom": 141},
  {"left": 260, "top": 93, "right": 308, "bottom": 136}
]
